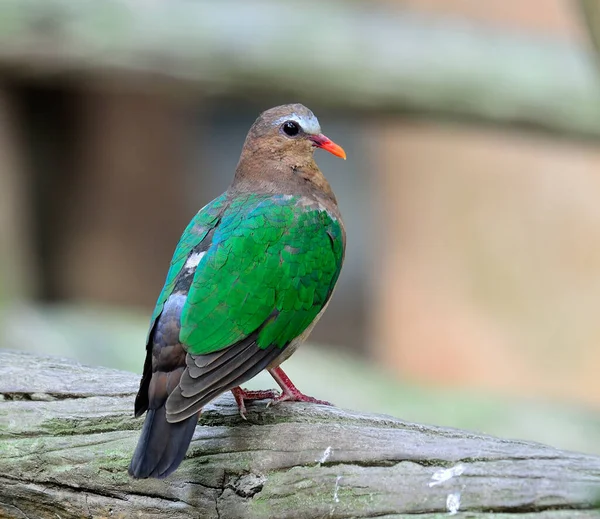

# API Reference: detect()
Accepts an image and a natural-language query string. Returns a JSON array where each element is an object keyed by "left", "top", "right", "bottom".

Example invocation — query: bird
[{"left": 128, "top": 103, "right": 347, "bottom": 479}]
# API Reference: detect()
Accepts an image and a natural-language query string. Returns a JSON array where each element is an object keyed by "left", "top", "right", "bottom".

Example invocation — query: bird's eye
[{"left": 281, "top": 120, "right": 301, "bottom": 137}]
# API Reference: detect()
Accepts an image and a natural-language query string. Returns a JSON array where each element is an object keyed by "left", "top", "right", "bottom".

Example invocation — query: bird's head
[
  {"left": 241, "top": 104, "right": 345, "bottom": 161},
  {"left": 233, "top": 104, "right": 345, "bottom": 196}
]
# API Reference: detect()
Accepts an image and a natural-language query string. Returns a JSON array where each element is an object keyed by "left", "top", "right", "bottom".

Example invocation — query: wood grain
[{"left": 1, "top": 350, "right": 599, "bottom": 518}]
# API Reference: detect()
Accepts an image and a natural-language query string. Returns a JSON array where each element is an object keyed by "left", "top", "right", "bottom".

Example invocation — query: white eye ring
[{"left": 274, "top": 112, "right": 321, "bottom": 135}]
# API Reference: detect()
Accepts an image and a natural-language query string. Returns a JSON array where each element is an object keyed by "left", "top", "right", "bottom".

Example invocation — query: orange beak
[{"left": 309, "top": 134, "right": 346, "bottom": 160}]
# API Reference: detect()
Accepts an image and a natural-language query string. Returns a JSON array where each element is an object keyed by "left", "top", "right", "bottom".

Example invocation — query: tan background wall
[{"left": 372, "top": 1, "right": 600, "bottom": 405}]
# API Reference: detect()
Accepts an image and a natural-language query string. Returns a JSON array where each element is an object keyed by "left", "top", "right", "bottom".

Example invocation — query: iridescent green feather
[
  {"left": 146, "top": 194, "right": 227, "bottom": 342},
  {"left": 179, "top": 194, "right": 344, "bottom": 355}
]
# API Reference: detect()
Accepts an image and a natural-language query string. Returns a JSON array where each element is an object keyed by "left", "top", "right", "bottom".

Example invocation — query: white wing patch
[{"left": 184, "top": 251, "right": 206, "bottom": 270}]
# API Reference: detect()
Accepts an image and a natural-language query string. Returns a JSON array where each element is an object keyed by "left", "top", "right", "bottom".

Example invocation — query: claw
[
  {"left": 231, "top": 386, "right": 280, "bottom": 418},
  {"left": 267, "top": 391, "right": 332, "bottom": 407}
]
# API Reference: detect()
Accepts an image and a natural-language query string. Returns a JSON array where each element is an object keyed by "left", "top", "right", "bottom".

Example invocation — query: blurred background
[{"left": 2, "top": 0, "right": 600, "bottom": 454}]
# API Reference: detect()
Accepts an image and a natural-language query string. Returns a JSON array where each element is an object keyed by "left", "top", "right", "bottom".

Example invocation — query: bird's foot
[
  {"left": 231, "top": 386, "right": 280, "bottom": 420},
  {"left": 266, "top": 366, "right": 333, "bottom": 408},
  {"left": 267, "top": 389, "right": 332, "bottom": 407}
]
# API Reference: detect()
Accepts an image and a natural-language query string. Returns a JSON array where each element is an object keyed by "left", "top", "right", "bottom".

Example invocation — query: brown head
[{"left": 232, "top": 104, "right": 345, "bottom": 199}]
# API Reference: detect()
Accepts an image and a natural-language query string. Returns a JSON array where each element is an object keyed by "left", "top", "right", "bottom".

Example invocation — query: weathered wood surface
[
  {"left": 1, "top": 351, "right": 599, "bottom": 518},
  {"left": 1, "top": 0, "right": 600, "bottom": 139}
]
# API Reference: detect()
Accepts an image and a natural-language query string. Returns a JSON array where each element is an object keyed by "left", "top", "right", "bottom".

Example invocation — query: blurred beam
[
  {"left": 16, "top": 85, "right": 80, "bottom": 302},
  {"left": 56, "top": 91, "right": 192, "bottom": 307},
  {"left": 579, "top": 0, "right": 600, "bottom": 56},
  {"left": 0, "top": 1, "right": 600, "bottom": 138},
  {"left": 0, "top": 85, "right": 36, "bottom": 302}
]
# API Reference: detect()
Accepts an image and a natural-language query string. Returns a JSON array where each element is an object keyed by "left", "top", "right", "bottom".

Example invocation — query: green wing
[
  {"left": 158, "top": 193, "right": 343, "bottom": 421},
  {"left": 146, "top": 194, "right": 227, "bottom": 342},
  {"left": 180, "top": 194, "right": 344, "bottom": 355}
]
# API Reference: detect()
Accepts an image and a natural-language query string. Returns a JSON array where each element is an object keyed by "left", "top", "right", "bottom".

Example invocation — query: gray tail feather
[{"left": 128, "top": 406, "right": 199, "bottom": 479}]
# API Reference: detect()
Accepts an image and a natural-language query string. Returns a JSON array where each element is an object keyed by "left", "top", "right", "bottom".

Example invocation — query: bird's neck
[{"left": 232, "top": 152, "right": 337, "bottom": 204}]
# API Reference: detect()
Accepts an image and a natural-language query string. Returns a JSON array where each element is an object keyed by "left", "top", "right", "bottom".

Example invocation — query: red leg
[
  {"left": 231, "top": 386, "right": 280, "bottom": 419},
  {"left": 267, "top": 366, "right": 332, "bottom": 406}
]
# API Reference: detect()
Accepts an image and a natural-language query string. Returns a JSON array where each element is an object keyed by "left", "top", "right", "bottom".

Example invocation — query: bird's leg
[
  {"left": 231, "top": 386, "right": 280, "bottom": 419},
  {"left": 266, "top": 366, "right": 332, "bottom": 406}
]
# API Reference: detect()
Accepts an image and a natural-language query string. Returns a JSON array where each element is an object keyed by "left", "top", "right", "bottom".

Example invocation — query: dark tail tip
[{"left": 128, "top": 407, "right": 199, "bottom": 479}]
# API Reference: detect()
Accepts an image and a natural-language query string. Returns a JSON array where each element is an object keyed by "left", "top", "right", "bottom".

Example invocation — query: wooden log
[
  {"left": 1, "top": 350, "right": 599, "bottom": 519},
  {"left": 0, "top": 0, "right": 600, "bottom": 139}
]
